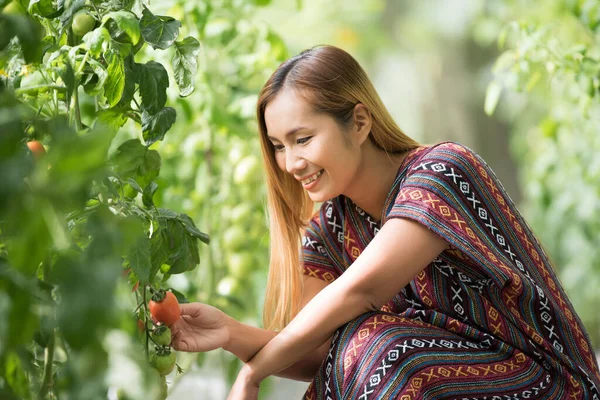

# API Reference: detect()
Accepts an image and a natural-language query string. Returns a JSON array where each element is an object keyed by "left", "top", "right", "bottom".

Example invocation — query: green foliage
[
  {"left": 478, "top": 0, "right": 600, "bottom": 346},
  {"left": 1, "top": 0, "right": 295, "bottom": 396},
  {"left": 0, "top": 0, "right": 210, "bottom": 398}
]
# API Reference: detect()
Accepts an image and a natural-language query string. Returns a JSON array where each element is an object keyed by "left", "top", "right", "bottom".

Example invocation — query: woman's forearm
[
  {"left": 223, "top": 316, "right": 330, "bottom": 382},
  {"left": 242, "top": 277, "right": 373, "bottom": 384}
]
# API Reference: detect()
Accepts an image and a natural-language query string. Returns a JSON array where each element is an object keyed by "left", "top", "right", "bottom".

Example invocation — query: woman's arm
[
  {"left": 224, "top": 275, "right": 333, "bottom": 382},
  {"left": 240, "top": 218, "right": 449, "bottom": 384},
  {"left": 223, "top": 319, "right": 331, "bottom": 381}
]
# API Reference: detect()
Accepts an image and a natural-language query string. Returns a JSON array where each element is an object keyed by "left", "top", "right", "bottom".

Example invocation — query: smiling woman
[{"left": 170, "top": 45, "right": 600, "bottom": 400}]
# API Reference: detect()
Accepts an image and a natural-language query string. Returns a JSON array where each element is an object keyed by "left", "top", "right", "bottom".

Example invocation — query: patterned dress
[{"left": 301, "top": 142, "right": 600, "bottom": 399}]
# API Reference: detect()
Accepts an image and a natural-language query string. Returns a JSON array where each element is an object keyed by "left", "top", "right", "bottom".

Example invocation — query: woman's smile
[{"left": 299, "top": 169, "right": 324, "bottom": 189}]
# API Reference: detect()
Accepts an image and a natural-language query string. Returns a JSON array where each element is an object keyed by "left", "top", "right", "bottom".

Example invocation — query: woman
[{"left": 171, "top": 45, "right": 600, "bottom": 399}]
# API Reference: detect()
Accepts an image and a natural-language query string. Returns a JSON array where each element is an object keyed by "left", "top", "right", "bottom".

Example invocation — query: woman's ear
[{"left": 352, "top": 103, "right": 372, "bottom": 146}]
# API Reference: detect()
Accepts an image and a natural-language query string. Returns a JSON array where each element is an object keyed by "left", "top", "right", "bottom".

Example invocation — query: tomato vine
[{"left": 0, "top": 0, "right": 208, "bottom": 398}]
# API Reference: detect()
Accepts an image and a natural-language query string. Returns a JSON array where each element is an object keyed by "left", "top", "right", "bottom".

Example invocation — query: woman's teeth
[{"left": 302, "top": 170, "right": 323, "bottom": 185}]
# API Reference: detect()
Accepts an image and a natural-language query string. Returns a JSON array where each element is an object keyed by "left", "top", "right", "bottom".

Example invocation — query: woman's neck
[{"left": 342, "top": 141, "right": 409, "bottom": 222}]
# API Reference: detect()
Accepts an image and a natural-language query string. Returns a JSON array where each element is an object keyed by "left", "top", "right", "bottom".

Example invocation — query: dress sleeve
[
  {"left": 302, "top": 213, "right": 340, "bottom": 283},
  {"left": 384, "top": 142, "right": 515, "bottom": 288}
]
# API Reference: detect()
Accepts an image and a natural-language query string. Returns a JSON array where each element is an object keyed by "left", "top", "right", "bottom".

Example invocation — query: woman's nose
[{"left": 286, "top": 150, "right": 308, "bottom": 174}]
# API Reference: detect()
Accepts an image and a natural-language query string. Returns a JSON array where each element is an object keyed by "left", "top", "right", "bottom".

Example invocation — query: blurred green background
[{"left": 2, "top": 0, "right": 599, "bottom": 398}]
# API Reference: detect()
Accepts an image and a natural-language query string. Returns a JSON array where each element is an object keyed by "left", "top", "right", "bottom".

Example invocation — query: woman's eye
[
  {"left": 297, "top": 136, "right": 312, "bottom": 145},
  {"left": 273, "top": 144, "right": 285, "bottom": 152}
]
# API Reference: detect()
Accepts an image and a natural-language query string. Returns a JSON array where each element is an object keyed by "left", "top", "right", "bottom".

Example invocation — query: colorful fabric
[{"left": 301, "top": 142, "right": 600, "bottom": 399}]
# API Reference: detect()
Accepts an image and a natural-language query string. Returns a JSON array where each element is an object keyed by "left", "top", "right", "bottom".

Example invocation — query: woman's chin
[{"left": 306, "top": 189, "right": 336, "bottom": 203}]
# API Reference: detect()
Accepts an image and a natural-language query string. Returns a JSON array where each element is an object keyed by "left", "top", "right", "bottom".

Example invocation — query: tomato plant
[
  {"left": 1, "top": 0, "right": 295, "bottom": 396},
  {"left": 0, "top": 0, "right": 209, "bottom": 398}
]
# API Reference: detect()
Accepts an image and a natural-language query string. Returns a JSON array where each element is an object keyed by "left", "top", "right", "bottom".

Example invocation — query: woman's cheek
[{"left": 274, "top": 153, "right": 286, "bottom": 172}]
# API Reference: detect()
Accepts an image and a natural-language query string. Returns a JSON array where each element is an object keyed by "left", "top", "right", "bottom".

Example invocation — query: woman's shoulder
[{"left": 408, "top": 141, "right": 485, "bottom": 172}]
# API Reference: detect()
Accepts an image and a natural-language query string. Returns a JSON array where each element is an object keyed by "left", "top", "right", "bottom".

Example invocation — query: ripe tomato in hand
[{"left": 149, "top": 290, "right": 180, "bottom": 326}]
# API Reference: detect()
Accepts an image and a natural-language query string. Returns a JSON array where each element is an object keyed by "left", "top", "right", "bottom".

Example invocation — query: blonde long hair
[{"left": 257, "top": 45, "right": 420, "bottom": 331}]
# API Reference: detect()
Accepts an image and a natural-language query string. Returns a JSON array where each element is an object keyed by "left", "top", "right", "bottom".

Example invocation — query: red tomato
[
  {"left": 27, "top": 141, "right": 46, "bottom": 159},
  {"left": 149, "top": 291, "right": 181, "bottom": 326}
]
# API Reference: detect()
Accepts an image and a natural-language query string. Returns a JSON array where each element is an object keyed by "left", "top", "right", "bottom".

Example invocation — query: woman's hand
[
  {"left": 170, "top": 302, "right": 231, "bottom": 353},
  {"left": 226, "top": 364, "right": 260, "bottom": 400}
]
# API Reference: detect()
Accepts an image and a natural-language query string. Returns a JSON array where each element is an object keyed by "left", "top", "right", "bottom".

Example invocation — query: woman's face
[{"left": 264, "top": 89, "right": 362, "bottom": 202}]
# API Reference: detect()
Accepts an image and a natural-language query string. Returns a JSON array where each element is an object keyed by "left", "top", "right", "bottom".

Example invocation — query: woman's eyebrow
[{"left": 268, "top": 126, "right": 308, "bottom": 142}]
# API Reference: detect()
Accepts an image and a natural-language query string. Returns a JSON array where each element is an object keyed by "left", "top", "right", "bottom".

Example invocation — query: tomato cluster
[{"left": 135, "top": 289, "right": 181, "bottom": 378}]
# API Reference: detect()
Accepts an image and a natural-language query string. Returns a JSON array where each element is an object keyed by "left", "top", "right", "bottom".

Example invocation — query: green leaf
[
  {"left": 164, "top": 219, "right": 199, "bottom": 274},
  {"left": 127, "top": 178, "right": 143, "bottom": 193},
  {"left": 82, "top": 27, "right": 111, "bottom": 57},
  {"left": 141, "top": 107, "right": 176, "bottom": 146},
  {"left": 110, "top": 39, "right": 132, "bottom": 58},
  {"left": 29, "top": 0, "right": 56, "bottom": 17},
  {"left": 4, "top": 351, "right": 30, "bottom": 399},
  {"left": 168, "top": 287, "right": 189, "bottom": 304},
  {"left": 153, "top": 209, "right": 200, "bottom": 275},
  {"left": 7, "top": 14, "right": 45, "bottom": 63},
  {"left": 103, "top": 49, "right": 125, "bottom": 107},
  {"left": 55, "top": 208, "right": 137, "bottom": 350},
  {"left": 140, "top": 6, "right": 181, "bottom": 50},
  {"left": 116, "top": 55, "right": 137, "bottom": 108},
  {"left": 177, "top": 213, "right": 210, "bottom": 244},
  {"left": 138, "top": 61, "right": 169, "bottom": 114},
  {"left": 172, "top": 36, "right": 200, "bottom": 97},
  {"left": 142, "top": 181, "right": 158, "bottom": 208},
  {"left": 157, "top": 208, "right": 178, "bottom": 220},
  {"left": 112, "top": 139, "right": 161, "bottom": 187},
  {"left": 61, "top": 60, "right": 75, "bottom": 107},
  {"left": 82, "top": 57, "right": 108, "bottom": 96},
  {"left": 94, "top": 108, "right": 128, "bottom": 133},
  {"left": 484, "top": 81, "right": 502, "bottom": 116},
  {"left": 149, "top": 228, "right": 168, "bottom": 282},
  {"left": 102, "top": 10, "right": 140, "bottom": 45},
  {"left": 127, "top": 235, "right": 151, "bottom": 284}
]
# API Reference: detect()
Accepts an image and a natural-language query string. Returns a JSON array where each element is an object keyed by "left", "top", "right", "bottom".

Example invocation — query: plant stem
[
  {"left": 143, "top": 286, "right": 149, "bottom": 360},
  {"left": 37, "top": 329, "right": 56, "bottom": 400},
  {"left": 71, "top": 83, "right": 83, "bottom": 131}
]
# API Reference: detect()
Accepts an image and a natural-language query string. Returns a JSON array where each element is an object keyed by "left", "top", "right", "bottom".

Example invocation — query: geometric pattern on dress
[
  {"left": 324, "top": 330, "right": 340, "bottom": 400},
  {"left": 359, "top": 337, "right": 498, "bottom": 400},
  {"left": 302, "top": 143, "right": 600, "bottom": 399},
  {"left": 456, "top": 373, "right": 552, "bottom": 400},
  {"left": 579, "top": 366, "right": 600, "bottom": 400},
  {"left": 411, "top": 158, "right": 564, "bottom": 357},
  {"left": 431, "top": 257, "right": 492, "bottom": 295}
]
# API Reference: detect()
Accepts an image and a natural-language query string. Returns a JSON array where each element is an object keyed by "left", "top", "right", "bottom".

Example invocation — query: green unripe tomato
[
  {"left": 150, "top": 349, "right": 176, "bottom": 376},
  {"left": 151, "top": 325, "right": 172, "bottom": 346},
  {"left": 72, "top": 11, "right": 96, "bottom": 37}
]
